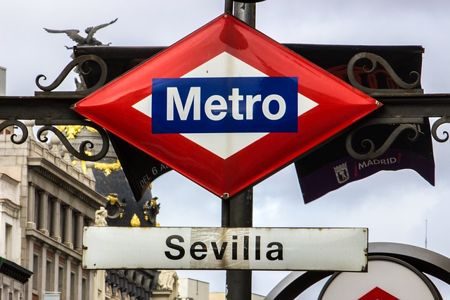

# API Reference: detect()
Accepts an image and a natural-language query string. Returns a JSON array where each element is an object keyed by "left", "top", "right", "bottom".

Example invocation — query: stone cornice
[
  {"left": 0, "top": 256, "right": 33, "bottom": 284},
  {"left": 0, "top": 172, "right": 20, "bottom": 185},
  {"left": 28, "top": 157, "right": 106, "bottom": 209},
  {"left": 25, "top": 228, "right": 81, "bottom": 261},
  {"left": 29, "top": 140, "right": 95, "bottom": 187},
  {"left": 0, "top": 198, "right": 20, "bottom": 218}
]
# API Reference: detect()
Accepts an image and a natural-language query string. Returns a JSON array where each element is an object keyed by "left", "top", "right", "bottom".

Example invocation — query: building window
[
  {"left": 72, "top": 212, "right": 78, "bottom": 249},
  {"left": 5, "top": 223, "right": 12, "bottom": 259},
  {"left": 58, "top": 265, "right": 65, "bottom": 294},
  {"left": 60, "top": 206, "right": 66, "bottom": 243},
  {"left": 48, "top": 198, "right": 54, "bottom": 237},
  {"left": 46, "top": 259, "right": 54, "bottom": 291},
  {"left": 82, "top": 277, "right": 88, "bottom": 300},
  {"left": 70, "top": 271, "right": 77, "bottom": 300},
  {"left": 32, "top": 254, "right": 40, "bottom": 289},
  {"left": 34, "top": 190, "right": 41, "bottom": 227}
]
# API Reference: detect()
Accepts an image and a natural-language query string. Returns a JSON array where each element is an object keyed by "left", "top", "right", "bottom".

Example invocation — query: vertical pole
[
  {"left": 222, "top": 3, "right": 256, "bottom": 299},
  {"left": 233, "top": 2, "right": 256, "bottom": 27},
  {"left": 224, "top": 0, "right": 233, "bottom": 14},
  {"left": 223, "top": 189, "right": 253, "bottom": 300}
]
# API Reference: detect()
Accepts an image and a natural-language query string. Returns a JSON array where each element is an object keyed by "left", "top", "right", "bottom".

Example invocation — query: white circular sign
[{"left": 320, "top": 257, "right": 440, "bottom": 300}]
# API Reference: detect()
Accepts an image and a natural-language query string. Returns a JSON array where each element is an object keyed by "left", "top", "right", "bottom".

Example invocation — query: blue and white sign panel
[{"left": 152, "top": 77, "right": 298, "bottom": 133}]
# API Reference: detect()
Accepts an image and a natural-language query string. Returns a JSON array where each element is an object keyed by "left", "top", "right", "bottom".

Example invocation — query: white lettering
[
  {"left": 167, "top": 87, "right": 201, "bottom": 121},
  {"left": 358, "top": 157, "right": 398, "bottom": 170},
  {"left": 262, "top": 94, "right": 286, "bottom": 120},
  {"left": 165, "top": 87, "right": 287, "bottom": 122},
  {"left": 229, "top": 88, "right": 244, "bottom": 120},
  {"left": 245, "top": 95, "right": 261, "bottom": 120},
  {"left": 205, "top": 95, "right": 227, "bottom": 121}
]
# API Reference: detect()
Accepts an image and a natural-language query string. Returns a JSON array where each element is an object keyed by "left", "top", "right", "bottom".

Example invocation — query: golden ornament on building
[
  {"left": 106, "top": 193, "right": 119, "bottom": 205},
  {"left": 130, "top": 214, "right": 141, "bottom": 227},
  {"left": 57, "top": 125, "right": 83, "bottom": 140},
  {"left": 93, "top": 160, "right": 121, "bottom": 176}
]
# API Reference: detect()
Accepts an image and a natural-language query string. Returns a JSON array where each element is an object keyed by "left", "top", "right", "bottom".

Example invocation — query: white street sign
[{"left": 83, "top": 227, "right": 367, "bottom": 271}]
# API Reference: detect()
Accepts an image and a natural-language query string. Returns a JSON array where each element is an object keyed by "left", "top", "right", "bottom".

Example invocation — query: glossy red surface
[
  {"left": 359, "top": 287, "right": 399, "bottom": 300},
  {"left": 75, "top": 14, "right": 380, "bottom": 198}
]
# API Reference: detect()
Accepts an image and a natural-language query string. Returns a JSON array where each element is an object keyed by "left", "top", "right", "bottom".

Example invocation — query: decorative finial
[
  {"left": 130, "top": 214, "right": 141, "bottom": 227},
  {"left": 44, "top": 18, "right": 118, "bottom": 49},
  {"left": 94, "top": 207, "right": 108, "bottom": 226}
]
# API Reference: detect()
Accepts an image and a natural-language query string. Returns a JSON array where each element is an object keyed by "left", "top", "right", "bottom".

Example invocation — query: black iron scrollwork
[
  {"left": 0, "top": 120, "right": 29, "bottom": 144},
  {"left": 35, "top": 54, "right": 107, "bottom": 95},
  {"left": 143, "top": 198, "right": 160, "bottom": 226},
  {"left": 431, "top": 117, "right": 450, "bottom": 142},
  {"left": 105, "top": 193, "right": 126, "bottom": 219},
  {"left": 36, "top": 122, "right": 109, "bottom": 161},
  {"left": 347, "top": 52, "right": 422, "bottom": 95},
  {"left": 346, "top": 118, "right": 422, "bottom": 160}
]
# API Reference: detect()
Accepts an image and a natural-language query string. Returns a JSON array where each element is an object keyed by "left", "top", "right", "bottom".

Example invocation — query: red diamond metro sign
[{"left": 75, "top": 14, "right": 380, "bottom": 198}]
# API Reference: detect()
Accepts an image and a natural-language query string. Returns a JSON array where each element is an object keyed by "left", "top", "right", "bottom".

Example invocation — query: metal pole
[
  {"left": 224, "top": 0, "right": 233, "bottom": 14},
  {"left": 221, "top": 4, "right": 256, "bottom": 299},
  {"left": 233, "top": 2, "right": 256, "bottom": 27},
  {"left": 222, "top": 189, "right": 253, "bottom": 300}
]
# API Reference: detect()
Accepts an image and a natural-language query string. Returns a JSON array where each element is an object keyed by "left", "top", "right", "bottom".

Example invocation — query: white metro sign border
[{"left": 132, "top": 53, "right": 316, "bottom": 156}]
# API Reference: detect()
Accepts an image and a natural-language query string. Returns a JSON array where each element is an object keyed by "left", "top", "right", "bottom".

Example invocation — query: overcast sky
[{"left": 1, "top": 0, "right": 449, "bottom": 298}]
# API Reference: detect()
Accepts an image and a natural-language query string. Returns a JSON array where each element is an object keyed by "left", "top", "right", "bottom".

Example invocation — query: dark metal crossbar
[
  {"left": 1, "top": 44, "right": 450, "bottom": 162},
  {"left": 2, "top": 93, "right": 450, "bottom": 121}
]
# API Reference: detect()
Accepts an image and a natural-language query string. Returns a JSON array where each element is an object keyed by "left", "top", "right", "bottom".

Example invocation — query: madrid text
[{"left": 358, "top": 157, "right": 398, "bottom": 170}]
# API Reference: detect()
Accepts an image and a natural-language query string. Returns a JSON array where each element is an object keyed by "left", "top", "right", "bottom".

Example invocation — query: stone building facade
[
  {"left": 0, "top": 257, "right": 32, "bottom": 300},
  {"left": 0, "top": 65, "right": 33, "bottom": 299},
  {"left": 0, "top": 128, "right": 106, "bottom": 300},
  {"left": 0, "top": 63, "right": 159, "bottom": 299}
]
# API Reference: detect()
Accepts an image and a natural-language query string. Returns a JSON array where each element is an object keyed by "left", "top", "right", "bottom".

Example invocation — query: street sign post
[
  {"left": 83, "top": 227, "right": 368, "bottom": 271},
  {"left": 76, "top": 10, "right": 378, "bottom": 300},
  {"left": 74, "top": 14, "right": 380, "bottom": 198}
]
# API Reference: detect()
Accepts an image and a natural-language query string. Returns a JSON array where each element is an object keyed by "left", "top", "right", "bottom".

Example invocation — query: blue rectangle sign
[{"left": 152, "top": 77, "right": 298, "bottom": 134}]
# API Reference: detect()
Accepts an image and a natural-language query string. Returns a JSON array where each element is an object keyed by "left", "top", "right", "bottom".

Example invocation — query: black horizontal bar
[
  {"left": 1, "top": 93, "right": 450, "bottom": 123},
  {"left": 376, "top": 93, "right": 450, "bottom": 118},
  {"left": 0, "top": 95, "right": 83, "bottom": 121}
]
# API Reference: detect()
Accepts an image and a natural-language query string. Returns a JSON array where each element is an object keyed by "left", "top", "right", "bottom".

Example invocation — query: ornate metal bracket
[
  {"left": 431, "top": 116, "right": 450, "bottom": 142},
  {"left": 105, "top": 193, "right": 126, "bottom": 219},
  {"left": 345, "top": 118, "right": 423, "bottom": 160},
  {"left": 347, "top": 52, "right": 422, "bottom": 96},
  {"left": 35, "top": 121, "right": 109, "bottom": 161},
  {"left": 1, "top": 119, "right": 109, "bottom": 161},
  {"left": 143, "top": 198, "right": 160, "bottom": 226},
  {"left": 35, "top": 54, "right": 107, "bottom": 96},
  {"left": 0, "top": 120, "right": 29, "bottom": 144}
]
